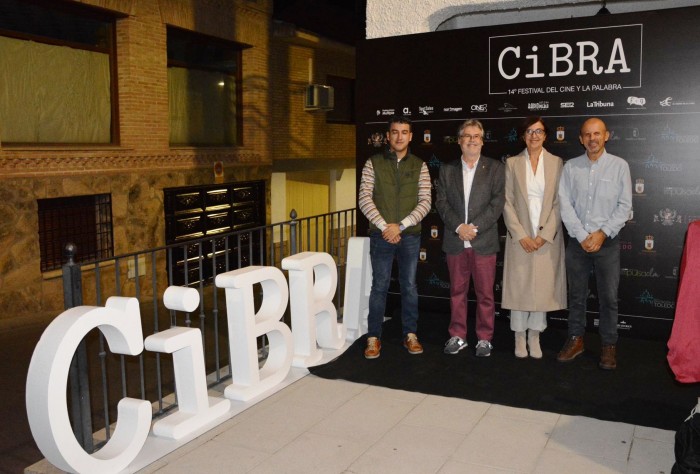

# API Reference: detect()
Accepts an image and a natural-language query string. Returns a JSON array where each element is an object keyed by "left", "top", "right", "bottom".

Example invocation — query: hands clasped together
[
  {"left": 457, "top": 223, "right": 479, "bottom": 242},
  {"left": 519, "top": 235, "right": 546, "bottom": 253},
  {"left": 382, "top": 223, "right": 402, "bottom": 244},
  {"left": 580, "top": 229, "right": 606, "bottom": 253}
]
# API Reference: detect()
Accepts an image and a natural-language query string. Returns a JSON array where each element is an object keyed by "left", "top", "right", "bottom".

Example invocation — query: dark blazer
[{"left": 435, "top": 155, "right": 505, "bottom": 255}]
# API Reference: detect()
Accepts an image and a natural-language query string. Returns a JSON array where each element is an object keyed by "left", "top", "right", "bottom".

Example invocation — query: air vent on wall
[{"left": 304, "top": 84, "right": 334, "bottom": 111}]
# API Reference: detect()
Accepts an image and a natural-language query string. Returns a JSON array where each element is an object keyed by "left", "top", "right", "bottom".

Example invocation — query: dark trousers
[
  {"left": 565, "top": 236, "right": 620, "bottom": 345},
  {"left": 367, "top": 232, "right": 420, "bottom": 339}
]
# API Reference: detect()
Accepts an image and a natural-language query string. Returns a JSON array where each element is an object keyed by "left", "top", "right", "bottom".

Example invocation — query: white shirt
[
  {"left": 461, "top": 157, "right": 479, "bottom": 248},
  {"left": 525, "top": 150, "right": 545, "bottom": 236}
]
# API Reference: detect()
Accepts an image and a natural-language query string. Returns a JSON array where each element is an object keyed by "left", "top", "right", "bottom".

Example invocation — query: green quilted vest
[{"left": 370, "top": 151, "right": 423, "bottom": 235}]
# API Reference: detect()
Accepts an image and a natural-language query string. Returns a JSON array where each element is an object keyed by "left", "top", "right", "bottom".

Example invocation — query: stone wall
[{"left": 0, "top": 166, "right": 269, "bottom": 323}]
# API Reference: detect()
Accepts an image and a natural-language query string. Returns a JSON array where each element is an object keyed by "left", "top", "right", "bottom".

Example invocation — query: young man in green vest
[{"left": 358, "top": 115, "right": 432, "bottom": 359}]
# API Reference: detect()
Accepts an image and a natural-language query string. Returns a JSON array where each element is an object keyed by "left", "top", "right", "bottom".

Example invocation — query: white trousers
[{"left": 509, "top": 310, "right": 547, "bottom": 332}]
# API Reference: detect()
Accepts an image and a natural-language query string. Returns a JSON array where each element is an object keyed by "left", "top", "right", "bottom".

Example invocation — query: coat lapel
[
  {"left": 452, "top": 159, "right": 466, "bottom": 210},
  {"left": 514, "top": 152, "right": 529, "bottom": 205},
  {"left": 539, "top": 151, "right": 557, "bottom": 227}
]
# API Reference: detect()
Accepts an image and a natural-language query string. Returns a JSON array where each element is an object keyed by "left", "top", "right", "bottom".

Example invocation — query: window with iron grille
[{"left": 38, "top": 194, "right": 114, "bottom": 272}]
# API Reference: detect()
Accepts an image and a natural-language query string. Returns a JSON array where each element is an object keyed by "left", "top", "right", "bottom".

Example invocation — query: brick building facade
[{"left": 0, "top": 0, "right": 355, "bottom": 324}]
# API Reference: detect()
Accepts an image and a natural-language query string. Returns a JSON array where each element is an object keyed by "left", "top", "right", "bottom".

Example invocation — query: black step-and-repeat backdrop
[{"left": 356, "top": 6, "right": 700, "bottom": 340}]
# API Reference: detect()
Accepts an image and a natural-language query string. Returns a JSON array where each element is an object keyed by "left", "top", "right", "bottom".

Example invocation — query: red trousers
[{"left": 446, "top": 248, "right": 497, "bottom": 342}]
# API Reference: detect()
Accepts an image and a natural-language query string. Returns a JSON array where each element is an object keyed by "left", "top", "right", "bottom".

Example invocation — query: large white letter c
[
  {"left": 26, "top": 297, "right": 151, "bottom": 474},
  {"left": 498, "top": 46, "right": 520, "bottom": 80}
]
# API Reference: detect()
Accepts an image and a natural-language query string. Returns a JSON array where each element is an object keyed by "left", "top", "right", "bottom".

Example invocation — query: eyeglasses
[
  {"left": 459, "top": 134, "right": 482, "bottom": 140},
  {"left": 525, "top": 128, "right": 545, "bottom": 136}
]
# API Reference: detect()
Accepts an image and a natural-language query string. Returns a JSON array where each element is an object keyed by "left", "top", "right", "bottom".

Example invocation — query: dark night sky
[{"left": 272, "top": 0, "right": 366, "bottom": 45}]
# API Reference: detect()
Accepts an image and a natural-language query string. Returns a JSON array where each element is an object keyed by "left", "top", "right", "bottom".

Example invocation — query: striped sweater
[{"left": 358, "top": 151, "right": 431, "bottom": 232}]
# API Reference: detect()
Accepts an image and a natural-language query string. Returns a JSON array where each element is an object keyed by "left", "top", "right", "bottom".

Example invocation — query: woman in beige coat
[{"left": 502, "top": 117, "right": 567, "bottom": 358}]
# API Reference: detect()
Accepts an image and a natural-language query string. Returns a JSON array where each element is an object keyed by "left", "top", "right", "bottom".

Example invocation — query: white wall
[
  {"left": 271, "top": 172, "right": 287, "bottom": 225},
  {"left": 367, "top": 0, "right": 700, "bottom": 38},
  {"left": 330, "top": 168, "right": 357, "bottom": 213},
  {"left": 272, "top": 169, "right": 356, "bottom": 231}
]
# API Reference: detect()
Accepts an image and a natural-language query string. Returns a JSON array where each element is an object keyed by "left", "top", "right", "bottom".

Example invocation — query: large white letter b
[{"left": 216, "top": 266, "right": 293, "bottom": 401}]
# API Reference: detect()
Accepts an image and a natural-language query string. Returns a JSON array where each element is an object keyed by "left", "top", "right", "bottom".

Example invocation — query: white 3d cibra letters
[
  {"left": 26, "top": 250, "right": 371, "bottom": 473},
  {"left": 144, "top": 287, "right": 230, "bottom": 439},
  {"left": 282, "top": 252, "right": 346, "bottom": 367},
  {"left": 215, "top": 265, "right": 294, "bottom": 401},
  {"left": 26, "top": 297, "right": 152, "bottom": 474},
  {"left": 342, "top": 237, "right": 372, "bottom": 341}
]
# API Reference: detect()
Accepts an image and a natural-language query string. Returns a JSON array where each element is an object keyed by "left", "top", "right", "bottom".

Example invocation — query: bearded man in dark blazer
[{"left": 436, "top": 119, "right": 505, "bottom": 357}]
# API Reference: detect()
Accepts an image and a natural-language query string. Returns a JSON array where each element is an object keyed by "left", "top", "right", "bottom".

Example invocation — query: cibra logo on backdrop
[{"left": 489, "top": 24, "right": 642, "bottom": 95}]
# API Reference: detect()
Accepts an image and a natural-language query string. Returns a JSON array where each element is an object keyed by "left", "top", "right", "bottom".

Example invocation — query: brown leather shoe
[
  {"left": 364, "top": 337, "right": 381, "bottom": 359},
  {"left": 557, "top": 335, "right": 584, "bottom": 362},
  {"left": 599, "top": 344, "right": 617, "bottom": 370},
  {"left": 403, "top": 333, "right": 423, "bottom": 354}
]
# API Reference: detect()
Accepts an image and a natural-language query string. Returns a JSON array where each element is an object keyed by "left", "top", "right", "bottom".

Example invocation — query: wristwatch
[{"left": 399, "top": 224, "right": 406, "bottom": 232}]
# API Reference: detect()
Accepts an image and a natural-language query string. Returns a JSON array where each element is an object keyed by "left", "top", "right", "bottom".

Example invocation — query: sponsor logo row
[
  {"left": 418, "top": 238, "right": 682, "bottom": 283},
  {"left": 368, "top": 124, "right": 699, "bottom": 147},
  {"left": 633, "top": 179, "right": 700, "bottom": 197},
  {"left": 375, "top": 96, "right": 696, "bottom": 116}
]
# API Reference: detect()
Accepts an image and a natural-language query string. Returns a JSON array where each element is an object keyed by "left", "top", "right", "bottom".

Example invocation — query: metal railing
[{"left": 61, "top": 208, "right": 356, "bottom": 451}]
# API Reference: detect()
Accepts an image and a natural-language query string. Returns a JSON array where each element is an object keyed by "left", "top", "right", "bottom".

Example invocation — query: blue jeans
[
  {"left": 565, "top": 236, "right": 620, "bottom": 345},
  {"left": 367, "top": 232, "right": 420, "bottom": 338}
]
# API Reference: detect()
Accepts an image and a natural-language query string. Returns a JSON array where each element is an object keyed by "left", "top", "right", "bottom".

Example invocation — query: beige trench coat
[{"left": 501, "top": 149, "right": 567, "bottom": 311}]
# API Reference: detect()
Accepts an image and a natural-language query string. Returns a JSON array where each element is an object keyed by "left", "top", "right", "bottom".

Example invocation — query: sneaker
[
  {"left": 403, "top": 333, "right": 423, "bottom": 354},
  {"left": 364, "top": 337, "right": 381, "bottom": 359},
  {"left": 475, "top": 340, "right": 493, "bottom": 357},
  {"left": 444, "top": 336, "right": 467, "bottom": 354}
]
